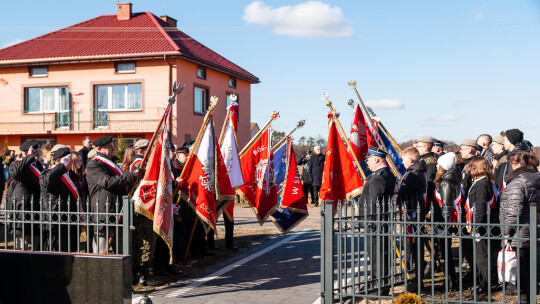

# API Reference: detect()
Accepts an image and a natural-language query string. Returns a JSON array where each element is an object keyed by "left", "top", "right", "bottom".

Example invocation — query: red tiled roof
[{"left": 0, "top": 12, "right": 259, "bottom": 83}]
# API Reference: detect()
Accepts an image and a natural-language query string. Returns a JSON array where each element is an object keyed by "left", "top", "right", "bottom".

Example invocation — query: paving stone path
[{"left": 137, "top": 207, "right": 322, "bottom": 304}]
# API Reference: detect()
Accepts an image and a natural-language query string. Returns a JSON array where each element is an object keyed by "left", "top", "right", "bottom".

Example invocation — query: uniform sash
[
  {"left": 129, "top": 158, "right": 143, "bottom": 172},
  {"left": 95, "top": 155, "right": 122, "bottom": 176}
]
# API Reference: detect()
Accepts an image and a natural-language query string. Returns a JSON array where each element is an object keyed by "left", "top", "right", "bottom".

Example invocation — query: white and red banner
[
  {"left": 237, "top": 127, "right": 278, "bottom": 225},
  {"left": 320, "top": 119, "right": 363, "bottom": 207},
  {"left": 133, "top": 105, "right": 175, "bottom": 260},
  {"left": 350, "top": 104, "right": 371, "bottom": 160},
  {"left": 178, "top": 116, "right": 234, "bottom": 233}
]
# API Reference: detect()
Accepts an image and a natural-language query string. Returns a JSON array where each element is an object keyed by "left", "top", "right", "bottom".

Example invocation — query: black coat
[
  {"left": 172, "top": 159, "right": 184, "bottom": 179},
  {"left": 39, "top": 164, "right": 82, "bottom": 223},
  {"left": 420, "top": 152, "right": 438, "bottom": 183},
  {"left": 359, "top": 166, "right": 396, "bottom": 215},
  {"left": 468, "top": 177, "right": 494, "bottom": 228},
  {"left": 6, "top": 154, "right": 44, "bottom": 232},
  {"left": 86, "top": 153, "right": 135, "bottom": 229},
  {"left": 308, "top": 153, "right": 325, "bottom": 186},
  {"left": 395, "top": 160, "right": 428, "bottom": 213},
  {"left": 459, "top": 156, "right": 476, "bottom": 197},
  {"left": 435, "top": 168, "right": 461, "bottom": 222},
  {"left": 79, "top": 146, "right": 91, "bottom": 168}
]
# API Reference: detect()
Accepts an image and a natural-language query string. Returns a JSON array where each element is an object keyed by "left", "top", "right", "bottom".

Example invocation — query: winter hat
[
  {"left": 504, "top": 129, "right": 523, "bottom": 145},
  {"left": 437, "top": 152, "right": 456, "bottom": 171}
]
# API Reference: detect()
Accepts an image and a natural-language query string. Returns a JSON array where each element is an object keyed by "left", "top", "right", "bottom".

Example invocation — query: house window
[
  {"left": 197, "top": 68, "right": 206, "bottom": 79},
  {"left": 95, "top": 83, "right": 142, "bottom": 111},
  {"left": 194, "top": 87, "right": 207, "bottom": 114},
  {"left": 29, "top": 66, "right": 48, "bottom": 77},
  {"left": 116, "top": 62, "right": 135, "bottom": 73},
  {"left": 25, "top": 87, "right": 69, "bottom": 113},
  {"left": 228, "top": 77, "right": 236, "bottom": 88}
]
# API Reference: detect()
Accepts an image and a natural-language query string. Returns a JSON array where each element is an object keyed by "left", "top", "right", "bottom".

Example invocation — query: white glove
[
  {"left": 61, "top": 154, "right": 71, "bottom": 167},
  {"left": 173, "top": 204, "right": 180, "bottom": 215}
]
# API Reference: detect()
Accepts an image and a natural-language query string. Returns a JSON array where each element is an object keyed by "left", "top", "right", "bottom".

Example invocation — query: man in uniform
[
  {"left": 432, "top": 140, "right": 445, "bottom": 156},
  {"left": 359, "top": 146, "right": 396, "bottom": 294},
  {"left": 86, "top": 135, "right": 143, "bottom": 254},
  {"left": 6, "top": 140, "right": 44, "bottom": 250},
  {"left": 39, "top": 146, "right": 80, "bottom": 252}
]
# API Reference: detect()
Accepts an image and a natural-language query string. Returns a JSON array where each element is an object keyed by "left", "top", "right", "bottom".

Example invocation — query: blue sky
[{"left": 1, "top": 0, "right": 539, "bottom": 145}]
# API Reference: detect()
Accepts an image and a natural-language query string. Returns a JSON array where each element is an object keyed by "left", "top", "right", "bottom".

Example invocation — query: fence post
[
  {"left": 321, "top": 200, "right": 334, "bottom": 304},
  {"left": 122, "top": 196, "right": 132, "bottom": 256},
  {"left": 530, "top": 202, "right": 537, "bottom": 303}
]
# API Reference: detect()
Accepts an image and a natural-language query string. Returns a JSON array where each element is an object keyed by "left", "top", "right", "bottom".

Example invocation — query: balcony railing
[{"left": 0, "top": 108, "right": 166, "bottom": 134}]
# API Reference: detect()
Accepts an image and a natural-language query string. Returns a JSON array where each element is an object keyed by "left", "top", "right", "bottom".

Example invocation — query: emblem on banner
[
  {"left": 255, "top": 159, "right": 275, "bottom": 193},
  {"left": 140, "top": 184, "right": 157, "bottom": 203}
]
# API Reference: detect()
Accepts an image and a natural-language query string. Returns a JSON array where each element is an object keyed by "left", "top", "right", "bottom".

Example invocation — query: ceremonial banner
[
  {"left": 178, "top": 117, "right": 234, "bottom": 233},
  {"left": 273, "top": 142, "right": 288, "bottom": 202},
  {"left": 320, "top": 120, "right": 363, "bottom": 205},
  {"left": 350, "top": 104, "right": 376, "bottom": 160},
  {"left": 219, "top": 101, "right": 243, "bottom": 220},
  {"left": 270, "top": 138, "right": 309, "bottom": 233},
  {"left": 377, "top": 128, "right": 407, "bottom": 176},
  {"left": 133, "top": 105, "right": 175, "bottom": 260},
  {"left": 237, "top": 127, "right": 278, "bottom": 225}
]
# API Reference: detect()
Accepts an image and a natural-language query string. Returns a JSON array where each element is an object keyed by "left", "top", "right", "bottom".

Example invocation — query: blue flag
[
  {"left": 273, "top": 142, "right": 288, "bottom": 203},
  {"left": 377, "top": 128, "right": 407, "bottom": 176}
]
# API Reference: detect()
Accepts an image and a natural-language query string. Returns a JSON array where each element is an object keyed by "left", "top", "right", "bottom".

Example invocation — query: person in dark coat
[
  {"left": 477, "top": 134, "right": 494, "bottom": 167},
  {"left": 467, "top": 158, "right": 498, "bottom": 295},
  {"left": 298, "top": 151, "right": 313, "bottom": 204},
  {"left": 78, "top": 136, "right": 93, "bottom": 169},
  {"left": 431, "top": 140, "right": 445, "bottom": 157},
  {"left": 417, "top": 136, "right": 438, "bottom": 183},
  {"left": 433, "top": 152, "right": 460, "bottom": 291},
  {"left": 500, "top": 151, "right": 540, "bottom": 304},
  {"left": 85, "top": 135, "right": 143, "bottom": 254},
  {"left": 395, "top": 147, "right": 428, "bottom": 289},
  {"left": 39, "top": 147, "right": 81, "bottom": 252},
  {"left": 359, "top": 147, "right": 396, "bottom": 294},
  {"left": 6, "top": 140, "right": 44, "bottom": 250},
  {"left": 491, "top": 136, "right": 508, "bottom": 192},
  {"left": 308, "top": 145, "right": 325, "bottom": 206}
]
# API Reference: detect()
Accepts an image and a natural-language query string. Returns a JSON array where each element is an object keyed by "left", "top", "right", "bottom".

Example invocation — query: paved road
[{"left": 138, "top": 207, "right": 321, "bottom": 304}]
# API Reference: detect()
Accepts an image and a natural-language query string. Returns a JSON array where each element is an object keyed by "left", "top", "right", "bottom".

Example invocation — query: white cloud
[
  {"left": 242, "top": 1, "right": 353, "bottom": 38},
  {"left": 364, "top": 99, "right": 404, "bottom": 110},
  {"left": 533, "top": 92, "right": 540, "bottom": 97},
  {"left": 473, "top": 13, "right": 484, "bottom": 21},
  {"left": 2, "top": 39, "right": 24, "bottom": 48},
  {"left": 458, "top": 97, "right": 474, "bottom": 103}
]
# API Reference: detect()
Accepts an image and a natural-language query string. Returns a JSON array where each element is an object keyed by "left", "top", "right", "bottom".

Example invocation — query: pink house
[{"left": 0, "top": 3, "right": 259, "bottom": 152}]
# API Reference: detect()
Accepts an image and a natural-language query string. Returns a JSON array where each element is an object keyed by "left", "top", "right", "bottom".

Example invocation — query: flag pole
[
  {"left": 273, "top": 119, "right": 306, "bottom": 152},
  {"left": 219, "top": 94, "right": 237, "bottom": 144},
  {"left": 239, "top": 112, "right": 280, "bottom": 156},
  {"left": 129, "top": 82, "right": 185, "bottom": 198},
  {"left": 347, "top": 82, "right": 402, "bottom": 179},
  {"left": 366, "top": 106, "right": 401, "bottom": 153},
  {"left": 322, "top": 93, "right": 366, "bottom": 181}
]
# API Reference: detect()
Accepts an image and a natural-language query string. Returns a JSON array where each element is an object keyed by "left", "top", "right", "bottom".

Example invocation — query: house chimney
[
  {"left": 160, "top": 15, "right": 177, "bottom": 28},
  {"left": 117, "top": 3, "right": 132, "bottom": 20}
]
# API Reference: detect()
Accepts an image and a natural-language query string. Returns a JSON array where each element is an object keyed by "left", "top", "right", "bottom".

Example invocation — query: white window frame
[
  {"left": 25, "top": 86, "right": 69, "bottom": 114},
  {"left": 30, "top": 66, "right": 48, "bottom": 77},
  {"left": 194, "top": 87, "right": 207, "bottom": 114},
  {"left": 116, "top": 62, "right": 136, "bottom": 73},
  {"left": 95, "top": 83, "right": 142, "bottom": 112},
  {"left": 228, "top": 77, "right": 236, "bottom": 88},
  {"left": 197, "top": 68, "right": 206, "bottom": 79}
]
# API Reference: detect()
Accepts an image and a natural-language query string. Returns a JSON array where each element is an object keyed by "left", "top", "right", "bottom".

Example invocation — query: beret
[
  {"left": 93, "top": 135, "right": 114, "bottom": 147},
  {"left": 20, "top": 140, "right": 40, "bottom": 151},
  {"left": 52, "top": 147, "right": 71, "bottom": 161}
]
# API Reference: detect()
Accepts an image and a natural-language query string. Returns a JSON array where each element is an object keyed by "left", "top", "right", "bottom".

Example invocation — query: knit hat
[
  {"left": 504, "top": 129, "right": 523, "bottom": 145},
  {"left": 417, "top": 136, "right": 433, "bottom": 144},
  {"left": 492, "top": 135, "right": 505, "bottom": 145},
  {"left": 437, "top": 152, "right": 456, "bottom": 171},
  {"left": 460, "top": 139, "right": 477, "bottom": 148}
]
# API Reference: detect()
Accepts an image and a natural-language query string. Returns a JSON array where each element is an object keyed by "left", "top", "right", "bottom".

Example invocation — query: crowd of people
[
  {"left": 354, "top": 129, "right": 539, "bottom": 304},
  {"left": 2, "top": 135, "right": 237, "bottom": 287}
]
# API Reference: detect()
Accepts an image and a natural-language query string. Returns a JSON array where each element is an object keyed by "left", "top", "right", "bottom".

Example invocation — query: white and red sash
[
  {"left": 434, "top": 188, "right": 462, "bottom": 223},
  {"left": 464, "top": 177, "right": 497, "bottom": 228},
  {"left": 8, "top": 159, "right": 41, "bottom": 187},
  {"left": 95, "top": 155, "right": 122, "bottom": 176},
  {"left": 129, "top": 158, "right": 143, "bottom": 172},
  {"left": 48, "top": 165, "right": 79, "bottom": 200}
]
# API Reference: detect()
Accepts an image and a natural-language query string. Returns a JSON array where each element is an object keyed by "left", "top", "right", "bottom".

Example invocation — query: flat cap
[
  {"left": 51, "top": 144, "right": 67, "bottom": 154},
  {"left": 492, "top": 135, "right": 505, "bottom": 145},
  {"left": 417, "top": 136, "right": 433, "bottom": 144},
  {"left": 504, "top": 129, "right": 524, "bottom": 145},
  {"left": 87, "top": 149, "right": 97, "bottom": 160},
  {"left": 20, "top": 140, "right": 40, "bottom": 151},
  {"left": 460, "top": 139, "right": 477, "bottom": 148},
  {"left": 366, "top": 146, "right": 387, "bottom": 158},
  {"left": 52, "top": 147, "right": 71, "bottom": 161},
  {"left": 93, "top": 135, "right": 114, "bottom": 147},
  {"left": 133, "top": 139, "right": 149, "bottom": 150}
]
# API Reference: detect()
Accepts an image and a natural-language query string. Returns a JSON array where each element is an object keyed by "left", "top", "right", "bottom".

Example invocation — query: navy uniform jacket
[{"left": 359, "top": 166, "right": 396, "bottom": 215}]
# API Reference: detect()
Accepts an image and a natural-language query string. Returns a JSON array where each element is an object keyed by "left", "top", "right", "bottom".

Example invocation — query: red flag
[
  {"left": 178, "top": 117, "right": 228, "bottom": 233},
  {"left": 350, "top": 104, "right": 369, "bottom": 160},
  {"left": 320, "top": 120, "right": 363, "bottom": 204},
  {"left": 238, "top": 127, "right": 278, "bottom": 225},
  {"left": 281, "top": 138, "right": 308, "bottom": 213},
  {"left": 133, "top": 105, "right": 175, "bottom": 261}
]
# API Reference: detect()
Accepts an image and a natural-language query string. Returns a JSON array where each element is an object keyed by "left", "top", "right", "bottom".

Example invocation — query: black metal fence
[
  {"left": 320, "top": 196, "right": 539, "bottom": 303},
  {"left": 0, "top": 196, "right": 133, "bottom": 255}
]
